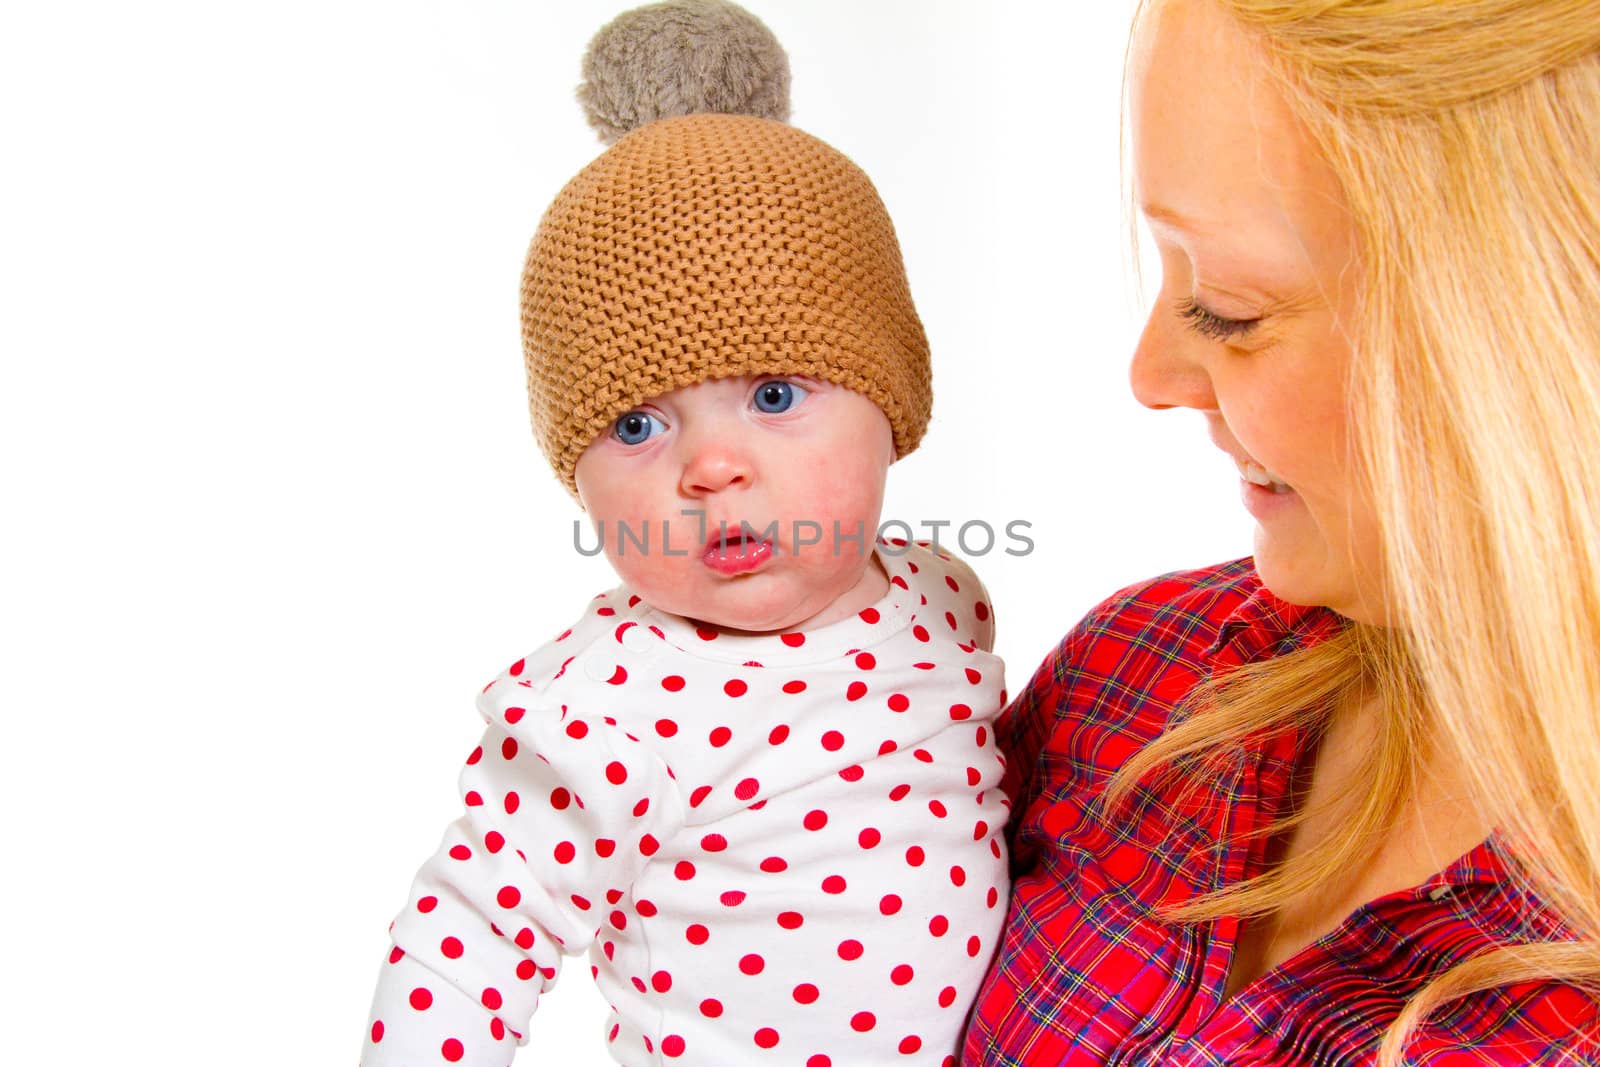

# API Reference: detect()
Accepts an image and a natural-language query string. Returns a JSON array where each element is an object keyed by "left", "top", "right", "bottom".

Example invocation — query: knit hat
[{"left": 520, "top": 0, "right": 933, "bottom": 497}]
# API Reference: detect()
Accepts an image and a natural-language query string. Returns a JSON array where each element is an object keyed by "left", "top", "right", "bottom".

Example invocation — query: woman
[{"left": 965, "top": 1, "right": 1600, "bottom": 1063}]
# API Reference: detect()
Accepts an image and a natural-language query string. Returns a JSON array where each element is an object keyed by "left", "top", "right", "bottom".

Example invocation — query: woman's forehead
[{"left": 1131, "top": 0, "right": 1344, "bottom": 267}]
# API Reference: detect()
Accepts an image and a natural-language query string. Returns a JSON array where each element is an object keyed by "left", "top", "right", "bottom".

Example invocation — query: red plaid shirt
[{"left": 963, "top": 559, "right": 1597, "bottom": 1065}]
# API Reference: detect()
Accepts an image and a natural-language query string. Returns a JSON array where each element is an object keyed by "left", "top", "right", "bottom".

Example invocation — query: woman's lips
[{"left": 702, "top": 535, "right": 774, "bottom": 575}]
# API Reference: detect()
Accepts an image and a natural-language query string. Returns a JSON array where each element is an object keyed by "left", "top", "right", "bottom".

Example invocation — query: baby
[{"left": 362, "top": 3, "right": 1008, "bottom": 1064}]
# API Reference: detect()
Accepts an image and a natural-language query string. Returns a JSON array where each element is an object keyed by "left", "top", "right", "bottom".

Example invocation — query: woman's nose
[{"left": 1129, "top": 312, "right": 1219, "bottom": 412}]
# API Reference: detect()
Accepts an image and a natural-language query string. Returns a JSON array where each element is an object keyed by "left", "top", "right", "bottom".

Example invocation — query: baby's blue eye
[
  {"left": 613, "top": 411, "right": 664, "bottom": 445},
  {"left": 753, "top": 379, "right": 808, "bottom": 413}
]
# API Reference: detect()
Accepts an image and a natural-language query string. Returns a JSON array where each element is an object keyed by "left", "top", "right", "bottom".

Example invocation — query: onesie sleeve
[{"left": 362, "top": 668, "right": 684, "bottom": 1066}]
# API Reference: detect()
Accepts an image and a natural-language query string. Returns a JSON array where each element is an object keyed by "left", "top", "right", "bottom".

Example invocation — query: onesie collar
[{"left": 637, "top": 539, "right": 918, "bottom": 666}]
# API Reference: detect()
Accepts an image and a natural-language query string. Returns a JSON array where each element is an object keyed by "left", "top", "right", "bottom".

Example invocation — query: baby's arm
[{"left": 361, "top": 666, "right": 683, "bottom": 1066}]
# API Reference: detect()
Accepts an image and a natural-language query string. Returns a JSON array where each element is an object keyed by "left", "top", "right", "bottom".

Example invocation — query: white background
[{"left": 2, "top": 0, "right": 1253, "bottom": 1062}]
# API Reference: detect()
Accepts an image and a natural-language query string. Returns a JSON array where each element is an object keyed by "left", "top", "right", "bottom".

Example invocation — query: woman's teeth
[{"left": 1238, "top": 459, "right": 1292, "bottom": 493}]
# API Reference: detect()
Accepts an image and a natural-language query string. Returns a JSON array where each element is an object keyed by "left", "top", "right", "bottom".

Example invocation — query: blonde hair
[{"left": 1114, "top": 0, "right": 1600, "bottom": 1060}]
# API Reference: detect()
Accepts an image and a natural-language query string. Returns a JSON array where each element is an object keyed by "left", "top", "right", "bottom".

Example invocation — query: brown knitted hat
[{"left": 520, "top": 11, "right": 931, "bottom": 497}]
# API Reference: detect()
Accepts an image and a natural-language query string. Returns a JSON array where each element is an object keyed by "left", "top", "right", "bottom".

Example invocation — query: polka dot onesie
[{"left": 363, "top": 539, "right": 1009, "bottom": 1066}]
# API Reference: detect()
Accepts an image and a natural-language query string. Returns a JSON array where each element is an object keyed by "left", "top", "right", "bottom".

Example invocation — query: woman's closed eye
[{"left": 1177, "top": 296, "right": 1261, "bottom": 342}]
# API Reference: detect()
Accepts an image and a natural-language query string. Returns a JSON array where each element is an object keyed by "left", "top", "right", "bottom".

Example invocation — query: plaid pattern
[{"left": 963, "top": 559, "right": 1598, "bottom": 1065}]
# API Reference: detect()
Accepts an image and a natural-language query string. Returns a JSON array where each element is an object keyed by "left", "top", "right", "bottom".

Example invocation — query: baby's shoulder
[
  {"left": 893, "top": 539, "right": 996, "bottom": 653},
  {"left": 477, "top": 582, "right": 644, "bottom": 697}
]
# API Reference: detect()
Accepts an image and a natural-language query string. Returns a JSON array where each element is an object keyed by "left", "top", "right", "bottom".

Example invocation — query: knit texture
[{"left": 520, "top": 112, "right": 932, "bottom": 496}]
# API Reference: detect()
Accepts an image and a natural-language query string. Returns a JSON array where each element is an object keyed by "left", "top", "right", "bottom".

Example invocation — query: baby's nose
[{"left": 680, "top": 439, "right": 753, "bottom": 495}]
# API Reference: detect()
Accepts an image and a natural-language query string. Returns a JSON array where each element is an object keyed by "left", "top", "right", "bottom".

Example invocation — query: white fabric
[{"left": 363, "top": 540, "right": 1008, "bottom": 1066}]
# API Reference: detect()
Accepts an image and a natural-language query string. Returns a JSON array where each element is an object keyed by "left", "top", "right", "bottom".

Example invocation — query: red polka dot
[
  {"left": 906, "top": 846, "right": 926, "bottom": 866},
  {"left": 516, "top": 960, "right": 537, "bottom": 981},
  {"left": 839, "top": 765, "right": 864, "bottom": 782},
  {"left": 760, "top": 856, "right": 788, "bottom": 873},
  {"left": 929, "top": 800, "right": 948, "bottom": 818},
  {"left": 633, "top": 797, "right": 651, "bottom": 817},
  {"left": 485, "top": 831, "right": 504, "bottom": 853},
  {"left": 859, "top": 607, "right": 880, "bottom": 623},
  {"left": 481, "top": 987, "right": 502, "bottom": 1009},
  {"left": 734, "top": 777, "right": 760, "bottom": 801},
  {"left": 464, "top": 790, "right": 482, "bottom": 806},
  {"left": 721, "top": 890, "right": 747, "bottom": 907},
  {"left": 782, "top": 632, "right": 806, "bottom": 647},
  {"left": 466, "top": 746, "right": 482, "bottom": 765},
  {"left": 808, "top": 1057, "right": 833, "bottom": 1067},
  {"left": 822, "top": 875, "right": 847, "bottom": 894},
  {"left": 899, "top": 1035, "right": 923, "bottom": 1055},
  {"left": 652, "top": 970, "right": 673, "bottom": 993},
  {"left": 686, "top": 923, "right": 710, "bottom": 945},
  {"left": 837, "top": 939, "right": 863, "bottom": 961},
  {"left": 949, "top": 703, "right": 972, "bottom": 721},
  {"left": 700, "top": 998, "right": 723, "bottom": 1018},
  {"left": 696, "top": 626, "right": 718, "bottom": 641},
  {"left": 975, "top": 601, "right": 990, "bottom": 621},
  {"left": 636, "top": 898, "right": 658, "bottom": 917},
  {"left": 929, "top": 915, "right": 949, "bottom": 936},
  {"left": 595, "top": 838, "right": 616, "bottom": 858},
  {"left": 740, "top": 953, "right": 765, "bottom": 975},
  {"left": 892, "top": 964, "right": 914, "bottom": 985},
  {"left": 370, "top": 1021, "right": 384, "bottom": 1043},
  {"left": 553, "top": 841, "right": 576, "bottom": 864},
  {"left": 709, "top": 726, "right": 732, "bottom": 747},
  {"left": 700, "top": 833, "right": 728, "bottom": 852},
  {"left": 880, "top": 894, "right": 903, "bottom": 915},
  {"left": 913, "top": 624, "right": 930, "bottom": 642},
  {"left": 887, "top": 693, "right": 910, "bottom": 712},
  {"left": 565, "top": 720, "right": 588, "bottom": 739},
  {"left": 769, "top": 724, "right": 790, "bottom": 745},
  {"left": 655, "top": 717, "right": 679, "bottom": 737},
  {"left": 803, "top": 809, "right": 829, "bottom": 831},
  {"left": 846, "top": 681, "right": 868, "bottom": 701},
  {"left": 724, "top": 678, "right": 748, "bottom": 697},
  {"left": 855, "top": 652, "right": 876, "bottom": 670},
  {"left": 889, "top": 784, "right": 911, "bottom": 802},
  {"left": 754, "top": 1027, "right": 780, "bottom": 1049},
  {"left": 782, "top": 679, "right": 807, "bottom": 694},
  {"left": 662, "top": 1034, "right": 686, "bottom": 1057},
  {"left": 549, "top": 787, "right": 570, "bottom": 809},
  {"left": 690, "top": 785, "right": 713, "bottom": 806},
  {"left": 938, "top": 985, "right": 958, "bottom": 1008},
  {"left": 951, "top": 865, "right": 967, "bottom": 886},
  {"left": 442, "top": 1038, "right": 464, "bottom": 1062},
  {"left": 859, "top": 827, "right": 882, "bottom": 848},
  {"left": 605, "top": 761, "right": 628, "bottom": 785},
  {"left": 417, "top": 895, "right": 438, "bottom": 913},
  {"left": 968, "top": 935, "right": 983, "bottom": 957},
  {"left": 605, "top": 665, "right": 629, "bottom": 685},
  {"left": 988, "top": 885, "right": 1000, "bottom": 908},
  {"left": 675, "top": 860, "right": 697, "bottom": 880},
  {"left": 514, "top": 928, "right": 535, "bottom": 949},
  {"left": 851, "top": 1011, "right": 876, "bottom": 1032},
  {"left": 497, "top": 885, "right": 520, "bottom": 908},
  {"left": 449, "top": 844, "right": 471, "bottom": 861},
  {"left": 977, "top": 726, "right": 989, "bottom": 746},
  {"left": 793, "top": 982, "right": 819, "bottom": 1004},
  {"left": 505, "top": 790, "right": 522, "bottom": 813},
  {"left": 777, "top": 910, "right": 804, "bottom": 930},
  {"left": 409, "top": 987, "right": 433, "bottom": 1011},
  {"left": 639, "top": 834, "right": 660, "bottom": 856},
  {"left": 440, "top": 936, "right": 463, "bottom": 959},
  {"left": 820, "top": 730, "right": 845, "bottom": 751},
  {"left": 661, "top": 675, "right": 685, "bottom": 692},
  {"left": 489, "top": 1017, "right": 505, "bottom": 1040},
  {"left": 914, "top": 748, "right": 933, "bottom": 763},
  {"left": 967, "top": 766, "right": 982, "bottom": 786},
  {"left": 501, "top": 737, "right": 518, "bottom": 760},
  {"left": 389, "top": 947, "right": 405, "bottom": 964}
]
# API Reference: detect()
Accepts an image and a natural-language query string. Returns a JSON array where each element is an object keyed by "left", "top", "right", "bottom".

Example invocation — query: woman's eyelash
[{"left": 1176, "top": 297, "right": 1260, "bottom": 341}]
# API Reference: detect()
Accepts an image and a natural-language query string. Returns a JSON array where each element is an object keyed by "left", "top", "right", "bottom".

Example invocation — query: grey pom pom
[{"left": 578, "top": 0, "right": 791, "bottom": 145}]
